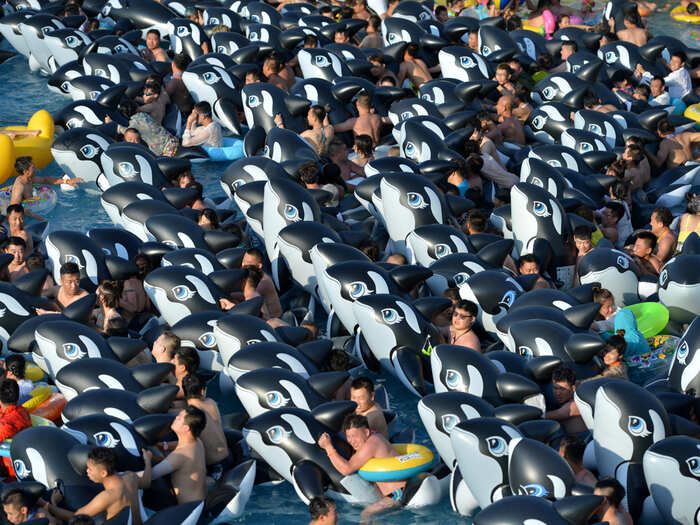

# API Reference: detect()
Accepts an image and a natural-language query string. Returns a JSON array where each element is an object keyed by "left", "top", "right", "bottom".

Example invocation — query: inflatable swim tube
[
  {"left": 25, "top": 362, "right": 45, "bottom": 383},
  {"left": 0, "top": 110, "right": 55, "bottom": 184},
  {"left": 0, "top": 184, "right": 57, "bottom": 216},
  {"left": 0, "top": 414, "right": 55, "bottom": 460},
  {"left": 202, "top": 137, "right": 245, "bottom": 163},
  {"left": 22, "top": 385, "right": 52, "bottom": 413},
  {"left": 358, "top": 444, "right": 436, "bottom": 482},
  {"left": 684, "top": 102, "right": 700, "bottom": 123},
  {"left": 621, "top": 302, "right": 670, "bottom": 339},
  {"left": 671, "top": 5, "right": 700, "bottom": 22},
  {"left": 30, "top": 393, "right": 66, "bottom": 422}
]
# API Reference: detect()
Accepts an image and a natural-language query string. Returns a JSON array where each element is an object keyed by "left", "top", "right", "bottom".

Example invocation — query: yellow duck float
[{"left": 0, "top": 109, "right": 55, "bottom": 185}]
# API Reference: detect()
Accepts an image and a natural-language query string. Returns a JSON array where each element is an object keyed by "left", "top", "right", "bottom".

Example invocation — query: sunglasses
[{"left": 452, "top": 311, "right": 473, "bottom": 320}]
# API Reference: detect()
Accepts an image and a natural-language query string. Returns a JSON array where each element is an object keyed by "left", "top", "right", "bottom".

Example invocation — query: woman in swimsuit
[
  {"left": 675, "top": 193, "right": 700, "bottom": 253},
  {"left": 351, "top": 134, "right": 374, "bottom": 168},
  {"left": 95, "top": 281, "right": 125, "bottom": 333}
]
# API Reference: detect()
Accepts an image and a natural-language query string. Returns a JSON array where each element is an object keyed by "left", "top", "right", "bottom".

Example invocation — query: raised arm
[
  {"left": 333, "top": 117, "right": 358, "bottom": 133},
  {"left": 319, "top": 433, "right": 380, "bottom": 476}
]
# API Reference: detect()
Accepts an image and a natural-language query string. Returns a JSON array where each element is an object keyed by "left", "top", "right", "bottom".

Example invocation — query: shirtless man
[
  {"left": 333, "top": 92, "right": 388, "bottom": 146},
  {"left": 2, "top": 489, "right": 53, "bottom": 525},
  {"left": 42, "top": 447, "right": 152, "bottom": 525},
  {"left": 616, "top": 13, "right": 648, "bottom": 46},
  {"left": 594, "top": 478, "right": 634, "bottom": 525},
  {"left": 559, "top": 437, "right": 598, "bottom": 487},
  {"left": 277, "top": 105, "right": 334, "bottom": 156},
  {"left": 545, "top": 366, "right": 588, "bottom": 435},
  {"left": 397, "top": 44, "right": 432, "bottom": 89},
  {"left": 172, "top": 347, "right": 199, "bottom": 401},
  {"left": 630, "top": 231, "right": 663, "bottom": 275},
  {"left": 350, "top": 377, "right": 388, "bottom": 438},
  {"left": 5, "top": 237, "right": 28, "bottom": 282},
  {"left": 240, "top": 248, "right": 283, "bottom": 320},
  {"left": 47, "top": 262, "right": 89, "bottom": 309},
  {"left": 11, "top": 158, "right": 82, "bottom": 221},
  {"left": 650, "top": 206, "right": 677, "bottom": 263},
  {"left": 262, "top": 55, "right": 288, "bottom": 92},
  {"left": 182, "top": 374, "right": 230, "bottom": 480},
  {"left": 647, "top": 119, "right": 700, "bottom": 169},
  {"left": 153, "top": 406, "right": 207, "bottom": 505},
  {"left": 491, "top": 96, "right": 526, "bottom": 145},
  {"left": 5, "top": 204, "right": 33, "bottom": 252},
  {"left": 318, "top": 415, "right": 405, "bottom": 523},
  {"left": 622, "top": 143, "right": 650, "bottom": 194},
  {"left": 143, "top": 29, "right": 169, "bottom": 62},
  {"left": 151, "top": 330, "right": 180, "bottom": 365}
]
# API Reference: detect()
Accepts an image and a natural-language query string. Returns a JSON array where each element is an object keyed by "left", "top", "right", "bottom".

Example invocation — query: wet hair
[
  {"left": 652, "top": 75, "right": 665, "bottom": 86},
  {"left": 625, "top": 144, "right": 644, "bottom": 163},
  {"left": 596, "top": 477, "right": 625, "bottom": 507},
  {"left": 97, "top": 280, "right": 121, "bottom": 309},
  {"left": 636, "top": 230, "right": 657, "bottom": 251},
  {"left": 605, "top": 334, "right": 627, "bottom": 356},
  {"left": 182, "top": 373, "right": 205, "bottom": 399},
  {"left": 537, "top": 53, "right": 553, "bottom": 70},
  {"left": 245, "top": 266, "right": 263, "bottom": 288},
  {"left": 518, "top": 253, "right": 540, "bottom": 269},
  {"left": 175, "top": 346, "right": 200, "bottom": 374},
  {"left": 573, "top": 225, "right": 592, "bottom": 240},
  {"left": 688, "top": 2, "right": 699, "bottom": 14},
  {"left": 559, "top": 436, "right": 586, "bottom": 465},
  {"left": 146, "top": 29, "right": 160, "bottom": 38},
  {"left": 672, "top": 50, "right": 687, "bottom": 64},
  {"left": 583, "top": 92, "right": 601, "bottom": 109},
  {"left": 244, "top": 247, "right": 264, "bottom": 264},
  {"left": 5, "top": 354, "right": 25, "bottom": 380},
  {"left": 264, "top": 55, "right": 282, "bottom": 74},
  {"left": 173, "top": 53, "right": 192, "bottom": 71},
  {"left": 505, "top": 15, "right": 522, "bottom": 30},
  {"left": 183, "top": 405, "right": 206, "bottom": 438},
  {"left": 467, "top": 209, "right": 487, "bottom": 233},
  {"left": 342, "top": 413, "right": 370, "bottom": 431},
  {"left": 6, "top": 204, "right": 24, "bottom": 216},
  {"left": 309, "top": 497, "right": 336, "bottom": 520},
  {"left": 351, "top": 376, "right": 374, "bottom": 394},
  {"left": 60, "top": 262, "right": 81, "bottom": 276},
  {"left": 124, "top": 127, "right": 140, "bottom": 138},
  {"left": 624, "top": 11, "right": 640, "bottom": 25},
  {"left": 88, "top": 447, "right": 117, "bottom": 476},
  {"left": 356, "top": 91, "right": 372, "bottom": 109},
  {"left": 634, "top": 84, "right": 650, "bottom": 99},
  {"left": 298, "top": 161, "right": 320, "bottom": 185},
  {"left": 14, "top": 157, "right": 33, "bottom": 176},
  {"left": 193, "top": 101, "right": 212, "bottom": 118},
  {"left": 652, "top": 206, "right": 673, "bottom": 227},
  {"left": 308, "top": 105, "right": 326, "bottom": 125},
  {"left": 562, "top": 40, "right": 578, "bottom": 53},
  {"left": 592, "top": 286, "right": 614, "bottom": 304},
  {"left": 158, "top": 330, "right": 181, "bottom": 359},
  {"left": 606, "top": 159, "right": 626, "bottom": 179},
  {"left": 496, "top": 62, "right": 512, "bottom": 75},
  {"left": 187, "top": 181, "right": 204, "bottom": 200},
  {"left": 551, "top": 365, "right": 575, "bottom": 386},
  {"left": 7, "top": 237, "right": 25, "bottom": 249},
  {"left": 354, "top": 134, "right": 373, "bottom": 157},
  {"left": 605, "top": 201, "right": 625, "bottom": 222},
  {"left": 406, "top": 43, "right": 419, "bottom": 58},
  {"left": 2, "top": 489, "right": 30, "bottom": 511},
  {"left": 454, "top": 299, "right": 478, "bottom": 317},
  {"left": 358, "top": 239, "right": 380, "bottom": 261},
  {"left": 25, "top": 253, "right": 46, "bottom": 272},
  {"left": 0, "top": 379, "right": 19, "bottom": 404},
  {"left": 658, "top": 118, "right": 675, "bottom": 135},
  {"left": 303, "top": 34, "right": 317, "bottom": 47},
  {"left": 197, "top": 208, "right": 219, "bottom": 229},
  {"left": 328, "top": 349, "right": 349, "bottom": 371}
]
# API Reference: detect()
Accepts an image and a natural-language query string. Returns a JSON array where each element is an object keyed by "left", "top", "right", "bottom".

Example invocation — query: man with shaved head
[{"left": 489, "top": 96, "right": 526, "bottom": 145}]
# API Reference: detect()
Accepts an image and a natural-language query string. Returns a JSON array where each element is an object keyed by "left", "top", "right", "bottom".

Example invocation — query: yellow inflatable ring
[
  {"left": 684, "top": 102, "right": 700, "bottom": 124},
  {"left": 522, "top": 22, "right": 546, "bottom": 35},
  {"left": 22, "top": 385, "right": 52, "bottom": 412},
  {"left": 25, "top": 363, "right": 45, "bottom": 382},
  {"left": 671, "top": 5, "right": 700, "bottom": 22},
  {"left": 358, "top": 444, "right": 436, "bottom": 482},
  {"left": 0, "top": 110, "right": 55, "bottom": 185}
]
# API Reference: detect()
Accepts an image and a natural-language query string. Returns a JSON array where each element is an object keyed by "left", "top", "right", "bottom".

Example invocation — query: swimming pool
[{"left": 0, "top": 3, "right": 694, "bottom": 522}]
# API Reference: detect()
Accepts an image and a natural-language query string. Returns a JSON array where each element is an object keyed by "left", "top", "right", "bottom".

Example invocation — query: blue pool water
[{"left": 0, "top": 4, "right": 694, "bottom": 522}]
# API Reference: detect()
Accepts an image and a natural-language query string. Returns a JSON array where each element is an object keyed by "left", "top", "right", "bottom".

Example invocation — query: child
[
  {"left": 494, "top": 63, "right": 516, "bottom": 97},
  {"left": 591, "top": 287, "right": 619, "bottom": 332},
  {"left": 599, "top": 334, "right": 629, "bottom": 379}
]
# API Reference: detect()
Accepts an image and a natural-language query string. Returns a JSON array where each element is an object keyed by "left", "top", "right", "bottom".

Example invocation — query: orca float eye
[
  {"left": 94, "top": 431, "right": 120, "bottom": 447},
  {"left": 659, "top": 269, "right": 668, "bottom": 287},
  {"left": 62, "top": 342, "right": 86, "bottom": 360},
  {"left": 406, "top": 192, "right": 428, "bottom": 209},
  {"left": 604, "top": 51, "right": 617, "bottom": 63},
  {"left": 117, "top": 162, "right": 136, "bottom": 179},
  {"left": 13, "top": 459, "right": 30, "bottom": 478},
  {"left": 380, "top": 308, "right": 403, "bottom": 325},
  {"left": 247, "top": 94, "right": 261, "bottom": 108},
  {"left": 520, "top": 484, "right": 548, "bottom": 497},
  {"left": 686, "top": 456, "right": 700, "bottom": 477},
  {"left": 387, "top": 33, "right": 399, "bottom": 43},
  {"left": 265, "top": 390, "right": 288, "bottom": 408},
  {"left": 63, "top": 254, "right": 82, "bottom": 267},
  {"left": 171, "top": 285, "right": 195, "bottom": 301},
  {"left": 486, "top": 435, "right": 508, "bottom": 457},
  {"left": 531, "top": 115, "right": 546, "bottom": 130},
  {"left": 65, "top": 35, "right": 81, "bottom": 48},
  {"left": 80, "top": 144, "right": 98, "bottom": 158},
  {"left": 314, "top": 55, "right": 331, "bottom": 68},
  {"left": 518, "top": 346, "right": 534, "bottom": 358},
  {"left": 587, "top": 123, "right": 603, "bottom": 136},
  {"left": 434, "top": 243, "right": 450, "bottom": 258},
  {"left": 453, "top": 272, "right": 469, "bottom": 287},
  {"left": 541, "top": 86, "right": 556, "bottom": 100},
  {"left": 617, "top": 255, "right": 630, "bottom": 270},
  {"left": 348, "top": 281, "right": 368, "bottom": 299},
  {"left": 283, "top": 204, "right": 300, "bottom": 221},
  {"left": 176, "top": 25, "right": 190, "bottom": 37},
  {"left": 532, "top": 200, "right": 551, "bottom": 217},
  {"left": 628, "top": 415, "right": 651, "bottom": 437},
  {"left": 266, "top": 425, "right": 287, "bottom": 444},
  {"left": 677, "top": 341, "right": 689, "bottom": 364},
  {"left": 66, "top": 117, "right": 81, "bottom": 128},
  {"left": 198, "top": 332, "right": 216, "bottom": 348},
  {"left": 441, "top": 414, "right": 459, "bottom": 432},
  {"left": 114, "top": 44, "right": 126, "bottom": 53},
  {"left": 459, "top": 56, "right": 475, "bottom": 68},
  {"left": 445, "top": 369, "right": 462, "bottom": 389},
  {"left": 500, "top": 289, "right": 516, "bottom": 308},
  {"left": 203, "top": 71, "right": 219, "bottom": 85},
  {"left": 404, "top": 141, "right": 416, "bottom": 157},
  {"left": 580, "top": 142, "right": 593, "bottom": 153}
]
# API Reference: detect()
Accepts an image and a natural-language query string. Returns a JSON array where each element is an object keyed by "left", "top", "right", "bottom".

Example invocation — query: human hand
[
  {"left": 50, "top": 487, "right": 63, "bottom": 506},
  {"left": 219, "top": 297, "right": 236, "bottom": 310},
  {"left": 143, "top": 449, "right": 153, "bottom": 463},
  {"left": 69, "top": 178, "right": 84, "bottom": 186},
  {"left": 104, "top": 115, "right": 112, "bottom": 123},
  {"left": 274, "top": 113, "right": 284, "bottom": 126},
  {"left": 317, "top": 432, "right": 331, "bottom": 450}
]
